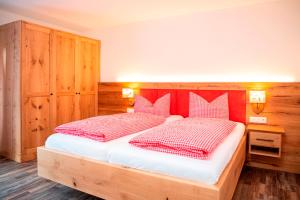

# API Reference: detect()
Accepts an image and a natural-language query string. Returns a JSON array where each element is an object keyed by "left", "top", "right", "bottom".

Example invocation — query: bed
[{"left": 38, "top": 89, "right": 246, "bottom": 200}]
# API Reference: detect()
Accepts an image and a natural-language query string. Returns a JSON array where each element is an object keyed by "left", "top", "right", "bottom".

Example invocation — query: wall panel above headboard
[{"left": 98, "top": 82, "right": 300, "bottom": 174}]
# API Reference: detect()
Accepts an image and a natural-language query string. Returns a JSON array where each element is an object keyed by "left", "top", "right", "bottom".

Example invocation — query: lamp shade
[
  {"left": 122, "top": 88, "right": 134, "bottom": 98},
  {"left": 249, "top": 91, "right": 266, "bottom": 103}
]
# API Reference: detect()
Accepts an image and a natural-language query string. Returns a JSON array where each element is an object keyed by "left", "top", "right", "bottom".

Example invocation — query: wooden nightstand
[{"left": 247, "top": 124, "right": 284, "bottom": 158}]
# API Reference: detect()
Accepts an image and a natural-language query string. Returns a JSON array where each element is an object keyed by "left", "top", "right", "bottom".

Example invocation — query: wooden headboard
[{"left": 98, "top": 82, "right": 300, "bottom": 175}]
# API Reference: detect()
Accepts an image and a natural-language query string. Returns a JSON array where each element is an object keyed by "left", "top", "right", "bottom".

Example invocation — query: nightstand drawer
[{"left": 249, "top": 131, "right": 281, "bottom": 148}]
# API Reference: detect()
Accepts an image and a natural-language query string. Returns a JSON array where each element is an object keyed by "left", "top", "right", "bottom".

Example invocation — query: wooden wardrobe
[{"left": 0, "top": 21, "right": 100, "bottom": 162}]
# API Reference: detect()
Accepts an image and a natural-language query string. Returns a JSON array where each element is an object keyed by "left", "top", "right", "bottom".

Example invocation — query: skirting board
[{"left": 37, "top": 134, "right": 246, "bottom": 200}]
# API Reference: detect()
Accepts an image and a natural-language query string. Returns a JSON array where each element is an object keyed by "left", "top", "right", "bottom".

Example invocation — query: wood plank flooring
[
  {"left": 0, "top": 157, "right": 100, "bottom": 200},
  {"left": 0, "top": 156, "right": 299, "bottom": 200},
  {"left": 233, "top": 166, "right": 300, "bottom": 200}
]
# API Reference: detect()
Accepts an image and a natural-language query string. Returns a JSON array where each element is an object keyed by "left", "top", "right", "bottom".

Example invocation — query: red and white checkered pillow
[
  {"left": 134, "top": 93, "right": 170, "bottom": 117},
  {"left": 189, "top": 92, "right": 229, "bottom": 119}
]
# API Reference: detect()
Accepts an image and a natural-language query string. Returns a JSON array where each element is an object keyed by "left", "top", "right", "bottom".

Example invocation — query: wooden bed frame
[{"left": 37, "top": 133, "right": 246, "bottom": 200}]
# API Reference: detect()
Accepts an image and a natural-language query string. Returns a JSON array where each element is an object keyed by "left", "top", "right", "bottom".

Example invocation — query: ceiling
[{"left": 0, "top": 0, "right": 277, "bottom": 32}]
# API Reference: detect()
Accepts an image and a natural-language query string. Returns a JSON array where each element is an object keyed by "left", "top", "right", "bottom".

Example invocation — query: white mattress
[
  {"left": 45, "top": 118, "right": 245, "bottom": 185},
  {"left": 45, "top": 115, "right": 184, "bottom": 161},
  {"left": 107, "top": 122, "right": 245, "bottom": 185}
]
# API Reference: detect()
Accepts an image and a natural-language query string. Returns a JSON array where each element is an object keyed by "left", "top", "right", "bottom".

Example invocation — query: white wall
[
  {"left": 94, "top": 0, "right": 300, "bottom": 82},
  {"left": 1, "top": 0, "right": 300, "bottom": 82}
]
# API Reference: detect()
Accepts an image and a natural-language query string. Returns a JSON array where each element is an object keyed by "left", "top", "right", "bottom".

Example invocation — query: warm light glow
[
  {"left": 116, "top": 74, "right": 295, "bottom": 82},
  {"left": 127, "top": 107, "right": 134, "bottom": 113},
  {"left": 122, "top": 88, "right": 134, "bottom": 98},
  {"left": 249, "top": 91, "right": 266, "bottom": 103}
]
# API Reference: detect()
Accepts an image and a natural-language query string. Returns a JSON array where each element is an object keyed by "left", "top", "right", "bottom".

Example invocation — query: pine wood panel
[
  {"left": 23, "top": 23, "right": 50, "bottom": 97},
  {"left": 0, "top": 23, "right": 14, "bottom": 160},
  {"left": 80, "top": 94, "right": 96, "bottom": 119},
  {"left": 249, "top": 132, "right": 281, "bottom": 148},
  {"left": 23, "top": 96, "right": 51, "bottom": 161},
  {"left": 77, "top": 37, "right": 99, "bottom": 118},
  {"left": 247, "top": 124, "right": 285, "bottom": 134},
  {"left": 21, "top": 22, "right": 52, "bottom": 162},
  {"left": 51, "top": 31, "right": 77, "bottom": 126},
  {"left": 78, "top": 38, "right": 99, "bottom": 94},
  {"left": 56, "top": 95, "right": 76, "bottom": 126},
  {"left": 0, "top": 22, "right": 22, "bottom": 162},
  {"left": 98, "top": 82, "right": 300, "bottom": 174},
  {"left": 11, "top": 22, "right": 22, "bottom": 163},
  {"left": 53, "top": 31, "right": 76, "bottom": 94}
]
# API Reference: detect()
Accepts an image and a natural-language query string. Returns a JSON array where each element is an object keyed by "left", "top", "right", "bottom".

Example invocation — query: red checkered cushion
[
  {"left": 55, "top": 113, "right": 166, "bottom": 142},
  {"left": 129, "top": 118, "right": 237, "bottom": 159},
  {"left": 134, "top": 93, "right": 170, "bottom": 117},
  {"left": 189, "top": 92, "right": 229, "bottom": 119}
]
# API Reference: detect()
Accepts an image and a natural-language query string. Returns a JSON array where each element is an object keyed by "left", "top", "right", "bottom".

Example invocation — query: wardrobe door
[
  {"left": 21, "top": 22, "right": 52, "bottom": 161},
  {"left": 23, "top": 96, "right": 50, "bottom": 160},
  {"left": 22, "top": 23, "right": 50, "bottom": 96},
  {"left": 79, "top": 94, "right": 96, "bottom": 119},
  {"left": 77, "top": 37, "right": 99, "bottom": 119},
  {"left": 52, "top": 31, "right": 77, "bottom": 125}
]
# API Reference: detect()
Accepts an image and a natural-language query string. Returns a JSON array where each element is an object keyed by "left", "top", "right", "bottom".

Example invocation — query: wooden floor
[
  {"left": 233, "top": 166, "right": 300, "bottom": 200},
  {"left": 0, "top": 156, "right": 299, "bottom": 200}
]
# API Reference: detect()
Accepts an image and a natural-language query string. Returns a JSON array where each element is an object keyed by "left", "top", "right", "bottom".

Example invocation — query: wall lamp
[
  {"left": 122, "top": 88, "right": 134, "bottom": 98},
  {"left": 249, "top": 90, "right": 266, "bottom": 114},
  {"left": 122, "top": 88, "right": 135, "bottom": 112}
]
